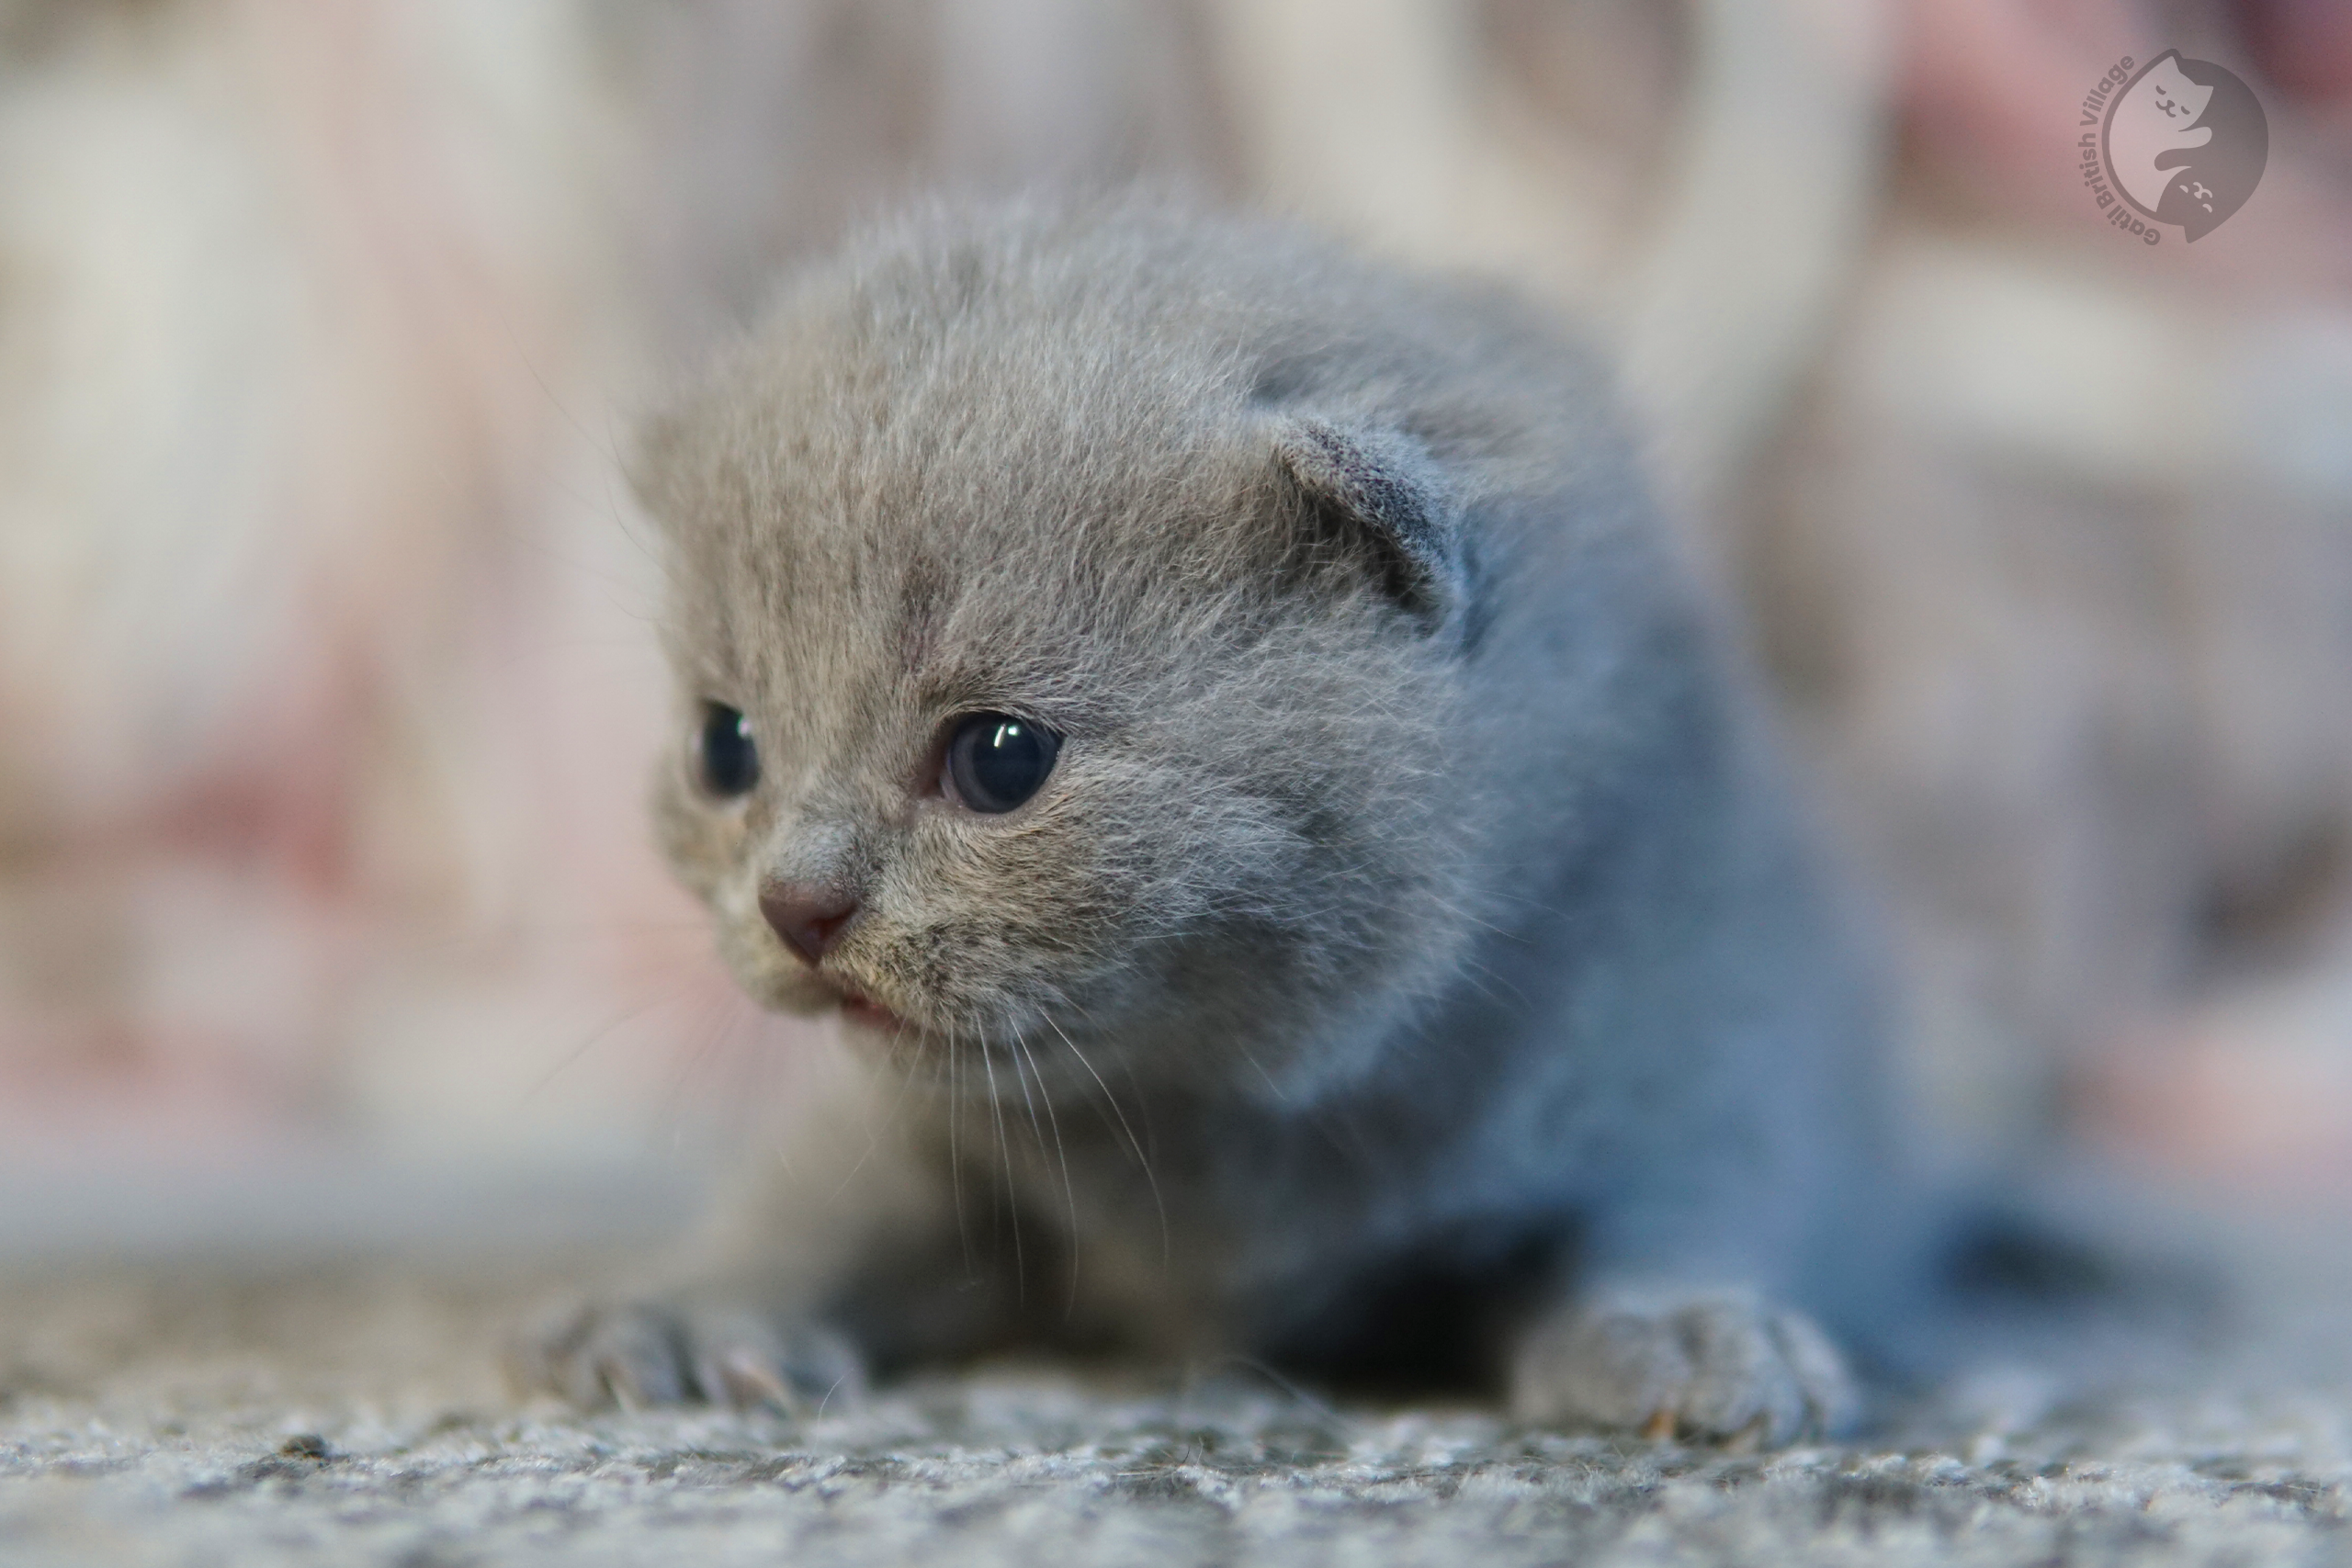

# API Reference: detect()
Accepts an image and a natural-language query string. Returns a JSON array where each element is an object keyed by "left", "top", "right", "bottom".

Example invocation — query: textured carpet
[{"left": 3, "top": 1216, "right": 2349, "bottom": 1567}]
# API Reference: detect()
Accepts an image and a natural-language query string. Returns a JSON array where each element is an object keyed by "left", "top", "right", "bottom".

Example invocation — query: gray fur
[{"left": 520, "top": 193, "right": 1917, "bottom": 1443}]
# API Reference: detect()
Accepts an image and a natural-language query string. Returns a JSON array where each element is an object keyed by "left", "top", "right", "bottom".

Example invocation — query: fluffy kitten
[{"left": 519, "top": 193, "right": 1924, "bottom": 1443}]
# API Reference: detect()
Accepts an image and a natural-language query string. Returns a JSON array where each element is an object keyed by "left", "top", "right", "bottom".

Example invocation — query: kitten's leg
[
  {"left": 510, "top": 1064, "right": 1017, "bottom": 1413},
  {"left": 1509, "top": 1281, "right": 1855, "bottom": 1445},
  {"left": 1507, "top": 1193, "right": 1860, "bottom": 1445}
]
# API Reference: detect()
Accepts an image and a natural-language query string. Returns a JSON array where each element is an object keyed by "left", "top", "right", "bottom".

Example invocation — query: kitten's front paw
[
  {"left": 509, "top": 1300, "right": 866, "bottom": 1415},
  {"left": 1510, "top": 1290, "right": 1856, "bottom": 1446}
]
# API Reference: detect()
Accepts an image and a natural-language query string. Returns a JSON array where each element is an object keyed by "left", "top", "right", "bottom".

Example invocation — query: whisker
[
  {"left": 1012, "top": 1025, "right": 1081, "bottom": 1317},
  {"left": 385, "top": 917, "right": 716, "bottom": 963},
  {"left": 1195, "top": 1352, "right": 1371, "bottom": 1444},
  {"left": 519, "top": 979, "right": 707, "bottom": 1110},
  {"left": 946, "top": 1021, "right": 973, "bottom": 1278},
  {"left": 1042, "top": 1010, "right": 1168, "bottom": 1270},
  {"left": 1231, "top": 1038, "right": 1290, "bottom": 1105},
  {"left": 978, "top": 1034, "right": 1024, "bottom": 1302},
  {"left": 707, "top": 1006, "right": 794, "bottom": 1156},
  {"left": 831, "top": 1017, "right": 928, "bottom": 1199},
  {"left": 660, "top": 991, "right": 749, "bottom": 1152}
]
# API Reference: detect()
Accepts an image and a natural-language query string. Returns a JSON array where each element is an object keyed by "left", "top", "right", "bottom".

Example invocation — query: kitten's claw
[
  {"left": 509, "top": 1301, "right": 866, "bottom": 1415},
  {"left": 1510, "top": 1290, "right": 1856, "bottom": 1446},
  {"left": 705, "top": 1345, "right": 794, "bottom": 1410}
]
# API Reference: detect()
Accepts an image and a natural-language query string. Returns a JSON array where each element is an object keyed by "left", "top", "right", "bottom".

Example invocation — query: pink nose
[{"left": 759, "top": 880, "right": 858, "bottom": 965}]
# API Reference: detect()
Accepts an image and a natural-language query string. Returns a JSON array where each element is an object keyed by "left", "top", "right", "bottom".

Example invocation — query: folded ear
[{"left": 1270, "top": 417, "right": 1468, "bottom": 637}]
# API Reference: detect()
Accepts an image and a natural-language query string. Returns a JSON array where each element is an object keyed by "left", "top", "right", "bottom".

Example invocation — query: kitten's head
[{"left": 634, "top": 205, "right": 1488, "bottom": 1104}]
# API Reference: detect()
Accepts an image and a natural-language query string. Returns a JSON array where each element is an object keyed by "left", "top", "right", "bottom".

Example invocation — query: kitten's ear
[{"left": 1270, "top": 417, "right": 1468, "bottom": 638}]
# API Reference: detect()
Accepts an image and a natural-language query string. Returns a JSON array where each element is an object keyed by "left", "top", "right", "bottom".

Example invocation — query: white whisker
[
  {"left": 1012, "top": 1025, "right": 1081, "bottom": 1315},
  {"left": 1042, "top": 1010, "right": 1169, "bottom": 1270},
  {"left": 979, "top": 1032, "right": 1023, "bottom": 1297}
]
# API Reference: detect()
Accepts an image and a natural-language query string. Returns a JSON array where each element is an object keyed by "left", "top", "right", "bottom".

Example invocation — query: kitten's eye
[
  {"left": 695, "top": 702, "right": 761, "bottom": 798},
  {"left": 943, "top": 713, "right": 1060, "bottom": 814}
]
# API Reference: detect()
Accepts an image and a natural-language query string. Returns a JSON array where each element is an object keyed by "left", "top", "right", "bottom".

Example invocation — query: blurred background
[{"left": 1, "top": 0, "right": 2348, "bottom": 1254}]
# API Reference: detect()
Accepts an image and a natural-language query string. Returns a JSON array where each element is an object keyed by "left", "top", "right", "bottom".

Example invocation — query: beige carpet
[{"left": 2, "top": 1220, "right": 2348, "bottom": 1568}]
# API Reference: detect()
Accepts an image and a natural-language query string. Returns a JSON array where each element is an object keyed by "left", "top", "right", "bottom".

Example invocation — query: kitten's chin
[
  {"left": 835, "top": 990, "right": 907, "bottom": 1034},
  {"left": 746, "top": 967, "right": 844, "bottom": 1020},
  {"left": 739, "top": 956, "right": 911, "bottom": 1034}
]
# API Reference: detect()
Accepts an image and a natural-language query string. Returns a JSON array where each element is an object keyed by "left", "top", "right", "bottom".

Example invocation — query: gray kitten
[{"left": 520, "top": 193, "right": 1931, "bottom": 1444}]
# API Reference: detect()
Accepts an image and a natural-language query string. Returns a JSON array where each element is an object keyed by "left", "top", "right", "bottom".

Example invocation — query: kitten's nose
[{"left": 759, "top": 880, "right": 859, "bottom": 966}]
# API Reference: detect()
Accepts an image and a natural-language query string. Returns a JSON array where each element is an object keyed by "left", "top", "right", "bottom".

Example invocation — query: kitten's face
[{"left": 635, "top": 257, "right": 1477, "bottom": 1104}]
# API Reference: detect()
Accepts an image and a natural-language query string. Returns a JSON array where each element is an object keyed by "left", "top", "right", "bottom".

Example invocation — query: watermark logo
[{"left": 2079, "top": 51, "right": 2267, "bottom": 243}]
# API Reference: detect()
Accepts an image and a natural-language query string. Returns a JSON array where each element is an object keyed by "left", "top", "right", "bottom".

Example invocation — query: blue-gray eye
[
  {"left": 944, "top": 713, "right": 1060, "bottom": 814},
  {"left": 696, "top": 702, "right": 760, "bottom": 798}
]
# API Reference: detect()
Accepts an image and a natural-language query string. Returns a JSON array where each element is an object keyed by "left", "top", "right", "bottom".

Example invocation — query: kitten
[{"left": 516, "top": 192, "right": 1929, "bottom": 1444}]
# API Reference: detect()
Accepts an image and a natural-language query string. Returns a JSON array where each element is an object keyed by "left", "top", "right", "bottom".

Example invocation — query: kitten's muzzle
[{"left": 759, "top": 878, "right": 859, "bottom": 966}]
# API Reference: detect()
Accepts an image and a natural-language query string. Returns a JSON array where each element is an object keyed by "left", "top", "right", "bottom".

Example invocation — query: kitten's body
[{"left": 525, "top": 195, "right": 1927, "bottom": 1440}]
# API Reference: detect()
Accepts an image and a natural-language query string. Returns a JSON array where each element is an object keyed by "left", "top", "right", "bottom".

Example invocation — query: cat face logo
[{"left": 2100, "top": 51, "right": 2267, "bottom": 241}]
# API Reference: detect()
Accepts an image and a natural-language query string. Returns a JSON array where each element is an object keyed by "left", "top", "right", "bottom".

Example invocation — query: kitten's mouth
[{"left": 831, "top": 986, "right": 907, "bottom": 1034}]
